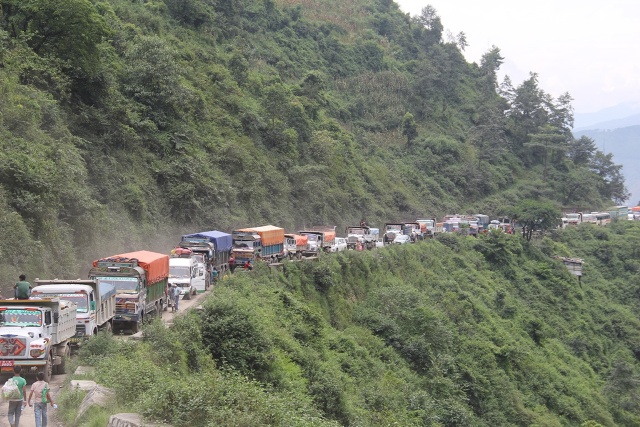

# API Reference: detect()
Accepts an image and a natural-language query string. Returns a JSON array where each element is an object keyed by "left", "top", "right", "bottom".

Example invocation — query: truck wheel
[
  {"left": 132, "top": 320, "right": 140, "bottom": 334},
  {"left": 57, "top": 345, "right": 69, "bottom": 375},
  {"left": 156, "top": 302, "right": 162, "bottom": 319},
  {"left": 184, "top": 290, "right": 191, "bottom": 300},
  {"left": 44, "top": 354, "right": 53, "bottom": 382}
]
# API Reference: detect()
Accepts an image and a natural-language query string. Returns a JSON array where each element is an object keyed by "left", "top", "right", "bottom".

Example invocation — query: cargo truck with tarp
[
  {"left": 416, "top": 218, "right": 442, "bottom": 238},
  {"left": 298, "top": 227, "right": 336, "bottom": 256},
  {"left": 402, "top": 222, "right": 422, "bottom": 241},
  {"left": 0, "top": 298, "right": 76, "bottom": 381},
  {"left": 284, "top": 234, "right": 308, "bottom": 260},
  {"left": 180, "top": 230, "right": 232, "bottom": 275},
  {"left": 32, "top": 279, "right": 116, "bottom": 345},
  {"left": 90, "top": 251, "right": 169, "bottom": 333},
  {"left": 232, "top": 225, "right": 285, "bottom": 264}
]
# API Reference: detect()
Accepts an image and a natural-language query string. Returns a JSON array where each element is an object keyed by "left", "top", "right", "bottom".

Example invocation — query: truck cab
[
  {"left": 383, "top": 223, "right": 403, "bottom": 244},
  {"left": 566, "top": 213, "right": 582, "bottom": 226},
  {"left": 417, "top": 218, "right": 441, "bottom": 237},
  {"left": 169, "top": 256, "right": 205, "bottom": 300},
  {"left": 345, "top": 226, "right": 369, "bottom": 250},
  {"left": 232, "top": 229, "right": 262, "bottom": 264},
  {"left": 298, "top": 231, "right": 323, "bottom": 256},
  {"left": 90, "top": 251, "right": 169, "bottom": 334},
  {"left": 0, "top": 299, "right": 76, "bottom": 381},
  {"left": 32, "top": 280, "right": 116, "bottom": 344}
]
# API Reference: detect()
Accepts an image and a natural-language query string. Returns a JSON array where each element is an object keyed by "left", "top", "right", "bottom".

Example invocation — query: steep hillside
[
  {"left": 0, "top": 0, "right": 629, "bottom": 284},
  {"left": 74, "top": 221, "right": 640, "bottom": 426}
]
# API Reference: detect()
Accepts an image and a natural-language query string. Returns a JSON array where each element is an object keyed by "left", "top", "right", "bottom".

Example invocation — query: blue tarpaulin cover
[{"left": 182, "top": 231, "right": 233, "bottom": 252}]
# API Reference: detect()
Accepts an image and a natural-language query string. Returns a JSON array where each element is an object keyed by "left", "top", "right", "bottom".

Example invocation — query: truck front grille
[
  {"left": 0, "top": 337, "right": 27, "bottom": 356},
  {"left": 75, "top": 325, "right": 85, "bottom": 337}
]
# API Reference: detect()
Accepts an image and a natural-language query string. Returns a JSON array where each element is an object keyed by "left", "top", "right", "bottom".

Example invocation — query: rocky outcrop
[
  {"left": 75, "top": 384, "right": 115, "bottom": 421},
  {"left": 107, "top": 413, "right": 171, "bottom": 427}
]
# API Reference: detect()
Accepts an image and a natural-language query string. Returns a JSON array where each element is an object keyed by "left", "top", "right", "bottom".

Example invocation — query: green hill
[
  {"left": 75, "top": 221, "right": 640, "bottom": 426},
  {"left": 0, "top": 0, "right": 629, "bottom": 284}
]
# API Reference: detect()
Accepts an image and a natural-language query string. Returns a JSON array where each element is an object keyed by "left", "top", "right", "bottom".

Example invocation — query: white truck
[
  {"left": 169, "top": 255, "right": 206, "bottom": 300},
  {"left": 345, "top": 226, "right": 378, "bottom": 250},
  {"left": 0, "top": 298, "right": 76, "bottom": 381},
  {"left": 32, "top": 279, "right": 117, "bottom": 345}
]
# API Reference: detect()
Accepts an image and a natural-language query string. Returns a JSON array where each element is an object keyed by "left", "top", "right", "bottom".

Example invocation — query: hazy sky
[{"left": 395, "top": 0, "right": 640, "bottom": 114}]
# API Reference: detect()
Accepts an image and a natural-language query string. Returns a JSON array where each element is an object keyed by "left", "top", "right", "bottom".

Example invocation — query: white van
[{"left": 169, "top": 256, "right": 206, "bottom": 300}]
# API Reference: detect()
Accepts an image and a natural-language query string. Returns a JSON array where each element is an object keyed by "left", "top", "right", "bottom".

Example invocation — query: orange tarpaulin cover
[
  {"left": 632, "top": 206, "right": 640, "bottom": 212},
  {"left": 323, "top": 231, "right": 336, "bottom": 242},
  {"left": 249, "top": 225, "right": 285, "bottom": 246},
  {"left": 293, "top": 235, "right": 308, "bottom": 246},
  {"left": 93, "top": 251, "right": 169, "bottom": 285}
]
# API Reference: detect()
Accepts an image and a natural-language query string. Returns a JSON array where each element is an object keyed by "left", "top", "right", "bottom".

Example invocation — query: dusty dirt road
[{"left": 0, "top": 287, "right": 213, "bottom": 427}]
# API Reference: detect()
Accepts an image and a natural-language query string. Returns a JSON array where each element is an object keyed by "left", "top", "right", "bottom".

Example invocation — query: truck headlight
[{"left": 30, "top": 349, "right": 42, "bottom": 357}]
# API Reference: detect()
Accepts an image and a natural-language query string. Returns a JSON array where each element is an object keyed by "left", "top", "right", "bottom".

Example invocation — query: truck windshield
[
  {"left": 169, "top": 267, "right": 190, "bottom": 278},
  {"left": 31, "top": 293, "right": 89, "bottom": 313},
  {"left": 348, "top": 229, "right": 364, "bottom": 235},
  {"left": 234, "top": 241, "right": 256, "bottom": 248},
  {"left": 0, "top": 309, "right": 42, "bottom": 327},
  {"left": 95, "top": 277, "right": 138, "bottom": 293},
  {"left": 386, "top": 225, "right": 401, "bottom": 231},
  {"left": 303, "top": 234, "right": 318, "bottom": 242}
]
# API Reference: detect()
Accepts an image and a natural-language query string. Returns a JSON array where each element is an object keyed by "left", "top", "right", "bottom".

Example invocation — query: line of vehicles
[
  {"left": 563, "top": 206, "right": 640, "bottom": 227},
  {"left": 2, "top": 206, "right": 639, "bottom": 380}
]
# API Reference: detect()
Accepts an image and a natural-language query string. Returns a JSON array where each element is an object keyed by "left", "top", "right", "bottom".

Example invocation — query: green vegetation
[
  {"left": 0, "top": 0, "right": 631, "bottom": 287},
  {"left": 72, "top": 221, "right": 640, "bottom": 426},
  {"left": 2, "top": 1, "right": 639, "bottom": 424}
]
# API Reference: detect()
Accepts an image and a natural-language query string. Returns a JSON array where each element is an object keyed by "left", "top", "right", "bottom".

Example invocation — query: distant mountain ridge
[
  {"left": 573, "top": 113, "right": 640, "bottom": 132},
  {"left": 573, "top": 101, "right": 640, "bottom": 129},
  {"left": 574, "top": 125, "right": 640, "bottom": 205}
]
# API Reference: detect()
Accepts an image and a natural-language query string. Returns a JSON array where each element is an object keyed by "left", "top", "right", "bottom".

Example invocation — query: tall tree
[
  {"left": 567, "top": 135, "right": 596, "bottom": 166},
  {"left": 512, "top": 199, "right": 561, "bottom": 241},
  {"left": 414, "top": 5, "right": 443, "bottom": 48},
  {"left": 590, "top": 151, "right": 630, "bottom": 204},
  {"left": 525, "top": 125, "right": 567, "bottom": 182}
]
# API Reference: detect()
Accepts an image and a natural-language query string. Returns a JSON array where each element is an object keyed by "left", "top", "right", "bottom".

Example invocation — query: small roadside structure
[{"left": 552, "top": 256, "right": 584, "bottom": 285}]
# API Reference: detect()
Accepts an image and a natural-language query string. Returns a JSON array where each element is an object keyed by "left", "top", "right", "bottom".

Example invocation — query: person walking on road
[
  {"left": 27, "top": 372, "right": 55, "bottom": 427},
  {"left": 6, "top": 365, "right": 27, "bottom": 427},
  {"left": 171, "top": 283, "right": 180, "bottom": 312},
  {"left": 229, "top": 256, "right": 236, "bottom": 273},
  {"left": 14, "top": 275, "right": 31, "bottom": 299}
]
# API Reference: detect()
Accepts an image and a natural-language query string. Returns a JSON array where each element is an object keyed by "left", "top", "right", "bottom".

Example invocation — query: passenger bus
[
  {"left": 594, "top": 212, "right": 611, "bottom": 226},
  {"left": 606, "top": 206, "right": 628, "bottom": 219}
]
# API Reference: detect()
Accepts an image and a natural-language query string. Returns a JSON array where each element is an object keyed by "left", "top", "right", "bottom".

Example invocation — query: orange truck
[
  {"left": 89, "top": 251, "right": 169, "bottom": 333},
  {"left": 284, "top": 234, "right": 309, "bottom": 260},
  {"left": 298, "top": 226, "right": 336, "bottom": 256},
  {"left": 232, "top": 225, "right": 285, "bottom": 264}
]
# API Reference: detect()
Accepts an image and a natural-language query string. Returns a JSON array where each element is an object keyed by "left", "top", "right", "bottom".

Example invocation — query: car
[
  {"left": 331, "top": 237, "right": 347, "bottom": 252},
  {"left": 393, "top": 234, "right": 411, "bottom": 245}
]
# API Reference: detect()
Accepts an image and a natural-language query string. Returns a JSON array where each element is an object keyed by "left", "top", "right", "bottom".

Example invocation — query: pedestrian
[
  {"left": 6, "top": 365, "right": 27, "bottom": 427},
  {"left": 229, "top": 256, "right": 236, "bottom": 273},
  {"left": 14, "top": 274, "right": 31, "bottom": 300},
  {"left": 27, "top": 372, "right": 55, "bottom": 427},
  {"left": 171, "top": 283, "right": 180, "bottom": 312},
  {"left": 211, "top": 269, "right": 218, "bottom": 283},
  {"left": 244, "top": 260, "right": 252, "bottom": 271}
]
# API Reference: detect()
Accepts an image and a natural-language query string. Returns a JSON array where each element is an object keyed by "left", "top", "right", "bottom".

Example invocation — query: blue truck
[{"left": 180, "top": 230, "right": 233, "bottom": 280}]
